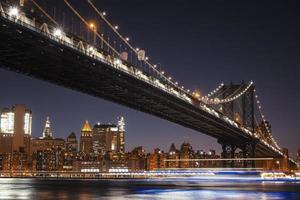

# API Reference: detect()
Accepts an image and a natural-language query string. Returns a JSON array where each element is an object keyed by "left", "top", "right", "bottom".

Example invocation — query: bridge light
[
  {"left": 103, "top": 12, "right": 106, "bottom": 16},
  {"left": 87, "top": 46, "right": 96, "bottom": 54},
  {"left": 8, "top": 6, "right": 19, "bottom": 17},
  {"left": 89, "top": 23, "right": 96, "bottom": 30},
  {"left": 53, "top": 28, "right": 62, "bottom": 38},
  {"left": 115, "top": 59, "right": 121, "bottom": 65},
  {"left": 114, "top": 25, "right": 119, "bottom": 30},
  {"left": 193, "top": 91, "right": 201, "bottom": 99},
  {"left": 126, "top": 37, "right": 130, "bottom": 41}
]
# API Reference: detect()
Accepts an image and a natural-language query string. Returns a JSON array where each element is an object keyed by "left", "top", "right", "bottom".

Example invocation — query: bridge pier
[
  {"left": 219, "top": 141, "right": 237, "bottom": 168},
  {"left": 241, "top": 142, "right": 256, "bottom": 168}
]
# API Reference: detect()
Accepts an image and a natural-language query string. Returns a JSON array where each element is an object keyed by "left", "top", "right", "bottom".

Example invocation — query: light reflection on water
[{"left": 0, "top": 178, "right": 299, "bottom": 200}]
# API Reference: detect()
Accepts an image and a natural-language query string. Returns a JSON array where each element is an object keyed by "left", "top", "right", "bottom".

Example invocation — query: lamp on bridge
[
  {"left": 192, "top": 91, "right": 201, "bottom": 100},
  {"left": 89, "top": 22, "right": 97, "bottom": 45},
  {"left": 8, "top": 6, "right": 20, "bottom": 18},
  {"left": 53, "top": 28, "right": 63, "bottom": 38}
]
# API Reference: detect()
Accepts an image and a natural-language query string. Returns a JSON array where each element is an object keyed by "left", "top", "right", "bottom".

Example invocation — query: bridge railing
[{"left": 0, "top": 4, "right": 284, "bottom": 156}]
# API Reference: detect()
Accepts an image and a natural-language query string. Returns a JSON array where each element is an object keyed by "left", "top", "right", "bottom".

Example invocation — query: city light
[
  {"left": 8, "top": 6, "right": 19, "bottom": 17},
  {"left": 0, "top": 0, "right": 293, "bottom": 174}
]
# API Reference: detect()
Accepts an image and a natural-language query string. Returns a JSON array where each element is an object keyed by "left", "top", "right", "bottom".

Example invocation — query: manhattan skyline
[{"left": 0, "top": 0, "right": 299, "bottom": 156}]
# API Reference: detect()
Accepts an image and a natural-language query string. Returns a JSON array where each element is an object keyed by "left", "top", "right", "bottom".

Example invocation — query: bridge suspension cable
[
  {"left": 254, "top": 90, "right": 280, "bottom": 150},
  {"left": 84, "top": 0, "right": 188, "bottom": 94},
  {"left": 63, "top": 0, "right": 119, "bottom": 56},
  {"left": 203, "top": 82, "right": 224, "bottom": 98},
  {"left": 202, "top": 81, "right": 254, "bottom": 105},
  {"left": 30, "top": 0, "right": 58, "bottom": 26}
]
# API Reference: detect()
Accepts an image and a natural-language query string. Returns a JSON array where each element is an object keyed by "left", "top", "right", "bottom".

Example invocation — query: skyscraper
[
  {"left": 66, "top": 132, "right": 78, "bottom": 154},
  {"left": 0, "top": 105, "right": 32, "bottom": 154},
  {"left": 92, "top": 117, "right": 125, "bottom": 155},
  {"left": 42, "top": 116, "right": 53, "bottom": 139},
  {"left": 80, "top": 121, "right": 93, "bottom": 155}
]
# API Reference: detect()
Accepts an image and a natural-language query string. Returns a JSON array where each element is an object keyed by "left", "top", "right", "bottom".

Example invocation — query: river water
[{"left": 0, "top": 178, "right": 300, "bottom": 200}]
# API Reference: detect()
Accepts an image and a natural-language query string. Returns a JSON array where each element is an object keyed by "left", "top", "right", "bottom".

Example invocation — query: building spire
[
  {"left": 81, "top": 120, "right": 92, "bottom": 137},
  {"left": 42, "top": 116, "right": 53, "bottom": 138},
  {"left": 82, "top": 120, "right": 92, "bottom": 132},
  {"left": 118, "top": 116, "right": 125, "bottom": 132}
]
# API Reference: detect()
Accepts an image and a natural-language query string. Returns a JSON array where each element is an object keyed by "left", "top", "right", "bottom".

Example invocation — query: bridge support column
[
  {"left": 220, "top": 142, "right": 237, "bottom": 168},
  {"left": 241, "top": 143, "right": 256, "bottom": 168}
]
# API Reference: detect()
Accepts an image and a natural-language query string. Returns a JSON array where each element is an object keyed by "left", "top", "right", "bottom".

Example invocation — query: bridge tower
[
  {"left": 219, "top": 82, "right": 256, "bottom": 168},
  {"left": 221, "top": 82, "right": 255, "bottom": 131}
]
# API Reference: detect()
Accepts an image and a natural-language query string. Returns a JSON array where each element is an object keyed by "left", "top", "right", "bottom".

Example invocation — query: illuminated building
[
  {"left": 42, "top": 116, "right": 53, "bottom": 138},
  {"left": 167, "top": 143, "right": 179, "bottom": 168},
  {"left": 92, "top": 117, "right": 125, "bottom": 156},
  {"left": 31, "top": 117, "right": 65, "bottom": 171},
  {"left": 35, "top": 148, "right": 65, "bottom": 171},
  {"left": 66, "top": 132, "right": 78, "bottom": 153},
  {"left": 31, "top": 136, "right": 65, "bottom": 171},
  {"left": 179, "top": 142, "right": 193, "bottom": 168},
  {"left": 147, "top": 148, "right": 166, "bottom": 170},
  {"left": 127, "top": 146, "right": 147, "bottom": 171},
  {"left": 80, "top": 121, "right": 93, "bottom": 155},
  {"left": 298, "top": 149, "right": 300, "bottom": 163},
  {"left": 0, "top": 105, "right": 32, "bottom": 154},
  {"left": 31, "top": 138, "right": 65, "bottom": 154},
  {"left": 64, "top": 132, "right": 78, "bottom": 171}
]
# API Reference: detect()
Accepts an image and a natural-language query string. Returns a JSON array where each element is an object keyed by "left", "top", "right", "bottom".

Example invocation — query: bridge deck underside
[{"left": 0, "top": 16, "right": 280, "bottom": 158}]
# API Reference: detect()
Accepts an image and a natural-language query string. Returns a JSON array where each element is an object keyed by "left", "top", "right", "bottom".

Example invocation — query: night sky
[{"left": 0, "top": 0, "right": 299, "bottom": 157}]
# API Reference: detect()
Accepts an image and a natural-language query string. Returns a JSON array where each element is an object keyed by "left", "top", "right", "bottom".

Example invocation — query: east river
[{"left": 0, "top": 178, "right": 300, "bottom": 200}]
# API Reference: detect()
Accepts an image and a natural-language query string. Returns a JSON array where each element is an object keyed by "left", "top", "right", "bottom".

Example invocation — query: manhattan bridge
[{"left": 0, "top": 0, "right": 297, "bottom": 168}]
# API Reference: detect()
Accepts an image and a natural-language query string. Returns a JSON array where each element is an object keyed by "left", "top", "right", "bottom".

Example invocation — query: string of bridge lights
[
  {"left": 85, "top": 0, "right": 189, "bottom": 94},
  {"left": 202, "top": 81, "right": 254, "bottom": 105},
  {"left": 254, "top": 91, "right": 281, "bottom": 150},
  {"left": 203, "top": 82, "right": 225, "bottom": 98}
]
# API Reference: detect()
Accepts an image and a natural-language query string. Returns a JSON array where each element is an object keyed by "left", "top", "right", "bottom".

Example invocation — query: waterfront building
[
  {"left": 298, "top": 149, "right": 300, "bottom": 163},
  {"left": 167, "top": 143, "right": 180, "bottom": 168},
  {"left": 0, "top": 105, "right": 32, "bottom": 154},
  {"left": 179, "top": 142, "right": 193, "bottom": 168},
  {"left": 35, "top": 148, "right": 65, "bottom": 171},
  {"left": 64, "top": 132, "right": 78, "bottom": 171},
  {"left": 30, "top": 117, "right": 65, "bottom": 154},
  {"left": 127, "top": 146, "right": 147, "bottom": 171},
  {"left": 147, "top": 148, "right": 166, "bottom": 170},
  {"left": 80, "top": 121, "right": 93, "bottom": 156}
]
